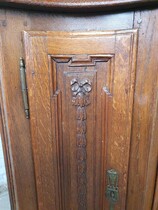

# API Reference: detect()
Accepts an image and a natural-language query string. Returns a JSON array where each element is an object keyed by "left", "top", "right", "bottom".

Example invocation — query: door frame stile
[{"left": 0, "top": 34, "right": 17, "bottom": 210}]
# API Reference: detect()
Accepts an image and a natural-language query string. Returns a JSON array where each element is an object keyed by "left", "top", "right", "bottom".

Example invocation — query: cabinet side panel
[
  {"left": 0, "top": 11, "right": 38, "bottom": 210},
  {"left": 127, "top": 10, "right": 158, "bottom": 210}
]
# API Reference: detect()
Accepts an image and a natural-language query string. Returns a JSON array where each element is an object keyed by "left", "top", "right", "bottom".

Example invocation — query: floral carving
[{"left": 71, "top": 78, "right": 92, "bottom": 210}]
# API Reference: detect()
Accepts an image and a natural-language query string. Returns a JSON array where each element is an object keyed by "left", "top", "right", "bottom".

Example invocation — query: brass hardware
[
  {"left": 106, "top": 169, "right": 119, "bottom": 210},
  {"left": 19, "top": 58, "right": 29, "bottom": 119}
]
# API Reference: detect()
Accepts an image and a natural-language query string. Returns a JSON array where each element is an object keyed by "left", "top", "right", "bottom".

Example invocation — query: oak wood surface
[
  {"left": 153, "top": 172, "right": 158, "bottom": 210},
  {"left": 0, "top": 43, "right": 16, "bottom": 210},
  {"left": 0, "top": 7, "right": 157, "bottom": 210},
  {"left": 127, "top": 10, "right": 158, "bottom": 210},
  {"left": 24, "top": 29, "right": 137, "bottom": 210},
  {"left": 0, "top": 0, "right": 158, "bottom": 12},
  {"left": 0, "top": 9, "right": 135, "bottom": 210},
  {"left": 0, "top": 10, "right": 38, "bottom": 210}
]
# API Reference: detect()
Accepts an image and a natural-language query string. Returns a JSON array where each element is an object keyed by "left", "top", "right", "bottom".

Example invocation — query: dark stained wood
[
  {"left": 0, "top": 0, "right": 158, "bottom": 12},
  {"left": 29, "top": 11, "right": 134, "bottom": 32}
]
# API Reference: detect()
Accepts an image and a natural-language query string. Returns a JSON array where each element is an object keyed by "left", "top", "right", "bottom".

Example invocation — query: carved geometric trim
[{"left": 52, "top": 54, "right": 113, "bottom": 67}]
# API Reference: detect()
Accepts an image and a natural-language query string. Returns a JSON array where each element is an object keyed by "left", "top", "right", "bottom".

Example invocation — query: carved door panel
[{"left": 23, "top": 30, "right": 138, "bottom": 210}]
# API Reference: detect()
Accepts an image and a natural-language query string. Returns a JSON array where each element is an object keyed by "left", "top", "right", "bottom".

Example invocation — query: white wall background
[{"left": 0, "top": 136, "right": 7, "bottom": 186}]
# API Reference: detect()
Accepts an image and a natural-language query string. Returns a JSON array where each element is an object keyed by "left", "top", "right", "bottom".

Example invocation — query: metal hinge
[{"left": 19, "top": 57, "right": 29, "bottom": 119}]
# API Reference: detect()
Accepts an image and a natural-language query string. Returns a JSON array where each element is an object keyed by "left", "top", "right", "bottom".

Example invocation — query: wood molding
[
  {"left": 0, "top": 0, "right": 158, "bottom": 12},
  {"left": 0, "top": 36, "right": 16, "bottom": 209},
  {"left": 0, "top": 89, "right": 16, "bottom": 210}
]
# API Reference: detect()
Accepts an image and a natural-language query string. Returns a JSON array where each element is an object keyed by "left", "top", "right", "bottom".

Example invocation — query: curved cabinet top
[{"left": 0, "top": 0, "right": 158, "bottom": 12}]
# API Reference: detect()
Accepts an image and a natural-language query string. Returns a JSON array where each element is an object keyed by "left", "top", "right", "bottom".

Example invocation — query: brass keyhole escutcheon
[{"left": 106, "top": 169, "right": 119, "bottom": 210}]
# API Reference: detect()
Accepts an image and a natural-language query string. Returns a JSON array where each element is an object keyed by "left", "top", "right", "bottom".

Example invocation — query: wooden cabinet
[
  {"left": 24, "top": 30, "right": 138, "bottom": 210},
  {"left": 0, "top": 1, "right": 157, "bottom": 210}
]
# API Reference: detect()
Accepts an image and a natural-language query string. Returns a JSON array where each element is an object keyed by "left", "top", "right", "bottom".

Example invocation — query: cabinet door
[{"left": 24, "top": 30, "right": 137, "bottom": 210}]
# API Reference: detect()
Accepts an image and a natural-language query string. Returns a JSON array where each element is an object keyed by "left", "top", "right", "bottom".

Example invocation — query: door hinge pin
[{"left": 19, "top": 57, "right": 29, "bottom": 119}]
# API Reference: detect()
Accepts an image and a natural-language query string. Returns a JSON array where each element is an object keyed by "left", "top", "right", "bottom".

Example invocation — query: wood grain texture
[
  {"left": 0, "top": 35, "right": 16, "bottom": 210},
  {"left": 127, "top": 10, "right": 158, "bottom": 210},
  {"left": 24, "top": 29, "right": 137, "bottom": 210},
  {"left": 153, "top": 172, "right": 158, "bottom": 210},
  {"left": 24, "top": 33, "right": 60, "bottom": 210},
  {"left": 0, "top": 7, "right": 157, "bottom": 210},
  {"left": 0, "top": 9, "right": 134, "bottom": 210},
  {"left": 0, "top": 0, "right": 158, "bottom": 12},
  {"left": 0, "top": 10, "right": 38, "bottom": 210}
]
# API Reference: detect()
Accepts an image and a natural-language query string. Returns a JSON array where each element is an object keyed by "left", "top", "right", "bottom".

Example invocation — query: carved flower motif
[
  {"left": 77, "top": 120, "right": 86, "bottom": 134},
  {"left": 77, "top": 148, "right": 87, "bottom": 161},
  {"left": 78, "top": 162, "right": 86, "bottom": 175},
  {"left": 72, "top": 94, "right": 90, "bottom": 107},
  {"left": 77, "top": 107, "right": 87, "bottom": 120},
  {"left": 70, "top": 77, "right": 92, "bottom": 209},
  {"left": 77, "top": 134, "right": 86, "bottom": 147},
  {"left": 78, "top": 185, "right": 87, "bottom": 196}
]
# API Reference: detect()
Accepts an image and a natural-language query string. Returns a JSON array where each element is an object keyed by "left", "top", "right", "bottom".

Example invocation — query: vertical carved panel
[{"left": 70, "top": 78, "right": 92, "bottom": 210}]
